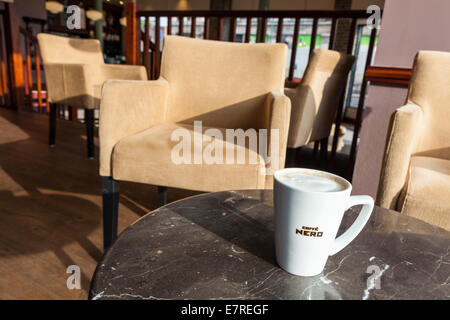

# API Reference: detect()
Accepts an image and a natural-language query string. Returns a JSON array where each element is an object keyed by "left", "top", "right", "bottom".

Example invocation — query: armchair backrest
[
  {"left": 407, "top": 50, "right": 450, "bottom": 160},
  {"left": 286, "top": 49, "right": 354, "bottom": 148},
  {"left": 37, "top": 33, "right": 104, "bottom": 65},
  {"left": 160, "top": 36, "right": 287, "bottom": 126}
]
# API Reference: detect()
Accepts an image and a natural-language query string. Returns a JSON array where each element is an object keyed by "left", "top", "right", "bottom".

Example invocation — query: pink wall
[
  {"left": 14, "top": 0, "right": 46, "bottom": 21},
  {"left": 353, "top": 0, "right": 450, "bottom": 197}
]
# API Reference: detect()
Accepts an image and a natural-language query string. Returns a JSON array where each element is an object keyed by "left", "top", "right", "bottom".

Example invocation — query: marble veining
[{"left": 89, "top": 190, "right": 450, "bottom": 300}]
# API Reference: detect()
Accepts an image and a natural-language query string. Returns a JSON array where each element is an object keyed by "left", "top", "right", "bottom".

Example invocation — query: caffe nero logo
[{"left": 296, "top": 226, "right": 323, "bottom": 237}]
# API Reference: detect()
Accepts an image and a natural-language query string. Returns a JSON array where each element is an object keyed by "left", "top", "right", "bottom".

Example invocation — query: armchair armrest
[
  {"left": 99, "top": 78, "right": 169, "bottom": 176},
  {"left": 377, "top": 103, "right": 423, "bottom": 210},
  {"left": 43, "top": 63, "right": 91, "bottom": 108},
  {"left": 43, "top": 63, "right": 147, "bottom": 109},
  {"left": 265, "top": 91, "right": 291, "bottom": 173},
  {"left": 99, "top": 64, "right": 147, "bottom": 81}
]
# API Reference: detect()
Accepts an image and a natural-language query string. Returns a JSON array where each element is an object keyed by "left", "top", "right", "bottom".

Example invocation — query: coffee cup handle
[{"left": 329, "top": 195, "right": 374, "bottom": 256}]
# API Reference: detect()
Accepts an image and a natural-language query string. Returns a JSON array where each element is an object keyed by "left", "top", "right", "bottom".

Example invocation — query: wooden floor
[
  {"left": 0, "top": 108, "right": 200, "bottom": 299},
  {"left": 0, "top": 108, "right": 350, "bottom": 299}
]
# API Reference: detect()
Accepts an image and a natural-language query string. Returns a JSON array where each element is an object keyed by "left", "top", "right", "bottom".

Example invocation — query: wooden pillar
[
  {"left": 5, "top": 3, "right": 24, "bottom": 110},
  {"left": 256, "top": 0, "right": 270, "bottom": 42},
  {"left": 126, "top": 1, "right": 137, "bottom": 65},
  {"left": 209, "top": 0, "right": 231, "bottom": 40}
]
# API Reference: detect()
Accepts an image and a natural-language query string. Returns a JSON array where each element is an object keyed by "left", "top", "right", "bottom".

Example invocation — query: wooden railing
[
  {"left": 19, "top": 26, "right": 47, "bottom": 113},
  {"left": 132, "top": 9, "right": 375, "bottom": 80},
  {"left": 365, "top": 66, "right": 412, "bottom": 85},
  {"left": 126, "top": 4, "right": 381, "bottom": 176},
  {"left": 0, "top": 12, "right": 9, "bottom": 107}
]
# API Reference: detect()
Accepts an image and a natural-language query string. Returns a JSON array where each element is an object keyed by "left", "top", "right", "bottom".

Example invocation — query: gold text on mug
[{"left": 296, "top": 226, "right": 323, "bottom": 237}]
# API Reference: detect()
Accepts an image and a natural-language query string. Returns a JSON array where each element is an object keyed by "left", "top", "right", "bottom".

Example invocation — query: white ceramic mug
[{"left": 273, "top": 168, "right": 374, "bottom": 276}]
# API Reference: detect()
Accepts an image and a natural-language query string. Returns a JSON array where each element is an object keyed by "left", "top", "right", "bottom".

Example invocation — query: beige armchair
[
  {"left": 377, "top": 50, "right": 450, "bottom": 231},
  {"left": 284, "top": 49, "right": 354, "bottom": 165},
  {"left": 99, "top": 35, "right": 290, "bottom": 248},
  {"left": 37, "top": 33, "right": 147, "bottom": 158}
]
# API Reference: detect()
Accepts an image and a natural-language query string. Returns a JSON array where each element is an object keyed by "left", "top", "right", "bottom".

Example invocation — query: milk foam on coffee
[{"left": 278, "top": 171, "right": 346, "bottom": 192}]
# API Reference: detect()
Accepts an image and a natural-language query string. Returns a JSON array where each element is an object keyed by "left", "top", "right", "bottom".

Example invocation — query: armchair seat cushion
[
  {"left": 111, "top": 123, "right": 268, "bottom": 192},
  {"left": 399, "top": 156, "right": 450, "bottom": 230}
]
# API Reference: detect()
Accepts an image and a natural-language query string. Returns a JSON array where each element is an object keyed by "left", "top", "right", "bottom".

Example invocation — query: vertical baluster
[
  {"left": 245, "top": 17, "right": 251, "bottom": 43},
  {"left": 328, "top": 17, "right": 336, "bottom": 50},
  {"left": 330, "top": 18, "right": 356, "bottom": 171},
  {"left": 309, "top": 18, "right": 318, "bottom": 56},
  {"left": 34, "top": 44, "right": 43, "bottom": 112},
  {"left": 143, "top": 17, "right": 150, "bottom": 79},
  {"left": 258, "top": 16, "right": 267, "bottom": 43},
  {"left": 329, "top": 16, "right": 340, "bottom": 168},
  {"left": 125, "top": 1, "right": 137, "bottom": 65},
  {"left": 276, "top": 17, "right": 283, "bottom": 43},
  {"left": 155, "top": 16, "right": 161, "bottom": 79},
  {"left": 288, "top": 18, "right": 300, "bottom": 81},
  {"left": 0, "top": 37, "right": 7, "bottom": 101},
  {"left": 136, "top": 17, "right": 141, "bottom": 65},
  {"left": 204, "top": 17, "right": 210, "bottom": 39},
  {"left": 167, "top": 16, "right": 172, "bottom": 35},
  {"left": 348, "top": 27, "right": 377, "bottom": 178},
  {"left": 217, "top": 17, "right": 223, "bottom": 40},
  {"left": 312, "top": 141, "right": 319, "bottom": 167},
  {"left": 229, "top": 17, "right": 236, "bottom": 42},
  {"left": 190, "top": 16, "right": 196, "bottom": 38},
  {"left": 179, "top": 16, "right": 184, "bottom": 35},
  {"left": 1, "top": 59, "right": 6, "bottom": 100},
  {"left": 346, "top": 18, "right": 357, "bottom": 54},
  {"left": 0, "top": 52, "right": 3, "bottom": 102},
  {"left": 0, "top": 26, "right": 7, "bottom": 101},
  {"left": 25, "top": 36, "right": 32, "bottom": 102}
]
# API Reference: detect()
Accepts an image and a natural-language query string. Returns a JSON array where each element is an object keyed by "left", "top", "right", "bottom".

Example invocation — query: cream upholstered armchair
[
  {"left": 37, "top": 33, "right": 147, "bottom": 158},
  {"left": 100, "top": 36, "right": 290, "bottom": 248},
  {"left": 377, "top": 50, "right": 450, "bottom": 231},
  {"left": 285, "top": 49, "right": 354, "bottom": 165}
]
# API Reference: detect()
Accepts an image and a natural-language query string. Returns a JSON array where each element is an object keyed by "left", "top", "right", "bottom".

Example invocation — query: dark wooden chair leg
[
  {"left": 68, "top": 106, "right": 73, "bottom": 121},
  {"left": 85, "top": 108, "right": 95, "bottom": 159},
  {"left": 320, "top": 137, "right": 328, "bottom": 164},
  {"left": 285, "top": 148, "right": 296, "bottom": 168},
  {"left": 49, "top": 103, "right": 57, "bottom": 147},
  {"left": 158, "top": 186, "right": 167, "bottom": 207},
  {"left": 295, "top": 147, "right": 302, "bottom": 167},
  {"left": 102, "top": 177, "right": 119, "bottom": 250},
  {"left": 312, "top": 141, "right": 319, "bottom": 167}
]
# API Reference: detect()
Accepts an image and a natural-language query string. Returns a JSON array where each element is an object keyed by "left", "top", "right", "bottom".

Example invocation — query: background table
[{"left": 90, "top": 190, "right": 450, "bottom": 300}]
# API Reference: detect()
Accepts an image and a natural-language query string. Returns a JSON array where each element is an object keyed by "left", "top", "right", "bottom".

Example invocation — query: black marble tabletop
[{"left": 89, "top": 190, "right": 450, "bottom": 300}]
